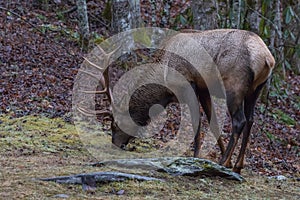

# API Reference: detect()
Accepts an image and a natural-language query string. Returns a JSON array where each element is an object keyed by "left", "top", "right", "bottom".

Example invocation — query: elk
[{"left": 78, "top": 29, "right": 275, "bottom": 174}]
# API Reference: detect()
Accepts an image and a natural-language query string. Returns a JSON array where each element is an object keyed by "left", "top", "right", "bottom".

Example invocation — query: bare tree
[
  {"left": 149, "top": 0, "right": 157, "bottom": 26},
  {"left": 76, "top": 0, "right": 90, "bottom": 52},
  {"left": 161, "top": 0, "right": 172, "bottom": 27},
  {"left": 191, "top": 0, "right": 218, "bottom": 30},
  {"left": 111, "top": 0, "right": 141, "bottom": 33}
]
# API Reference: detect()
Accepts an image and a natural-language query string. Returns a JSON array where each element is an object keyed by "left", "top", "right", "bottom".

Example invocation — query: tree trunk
[
  {"left": 191, "top": 0, "right": 218, "bottom": 30},
  {"left": 244, "top": 0, "right": 259, "bottom": 32},
  {"left": 161, "top": 0, "right": 172, "bottom": 28},
  {"left": 76, "top": 0, "right": 90, "bottom": 52},
  {"left": 291, "top": 32, "right": 300, "bottom": 74},
  {"left": 150, "top": 0, "right": 157, "bottom": 26},
  {"left": 261, "top": 0, "right": 284, "bottom": 103},
  {"left": 237, "top": 0, "right": 242, "bottom": 29},
  {"left": 275, "top": 0, "right": 284, "bottom": 77},
  {"left": 217, "top": 0, "right": 229, "bottom": 28},
  {"left": 111, "top": 0, "right": 141, "bottom": 33}
]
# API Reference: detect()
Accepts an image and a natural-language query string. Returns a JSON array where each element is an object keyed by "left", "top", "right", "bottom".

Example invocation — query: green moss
[
  {"left": 0, "top": 114, "right": 87, "bottom": 156},
  {"left": 126, "top": 138, "right": 158, "bottom": 153}
]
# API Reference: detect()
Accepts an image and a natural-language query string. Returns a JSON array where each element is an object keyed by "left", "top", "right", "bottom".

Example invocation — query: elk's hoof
[
  {"left": 220, "top": 160, "right": 233, "bottom": 168},
  {"left": 193, "top": 151, "right": 201, "bottom": 158},
  {"left": 232, "top": 167, "right": 242, "bottom": 174},
  {"left": 223, "top": 161, "right": 233, "bottom": 168}
]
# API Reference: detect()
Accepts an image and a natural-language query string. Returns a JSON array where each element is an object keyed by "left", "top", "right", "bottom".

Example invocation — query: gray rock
[
  {"left": 268, "top": 175, "right": 288, "bottom": 181},
  {"left": 52, "top": 194, "right": 69, "bottom": 198}
]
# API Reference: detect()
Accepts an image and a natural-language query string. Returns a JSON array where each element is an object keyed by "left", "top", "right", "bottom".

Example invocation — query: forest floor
[
  {"left": 0, "top": 1, "right": 299, "bottom": 199},
  {"left": 0, "top": 115, "right": 299, "bottom": 199}
]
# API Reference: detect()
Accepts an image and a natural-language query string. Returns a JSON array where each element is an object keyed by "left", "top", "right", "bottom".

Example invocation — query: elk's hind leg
[
  {"left": 233, "top": 82, "right": 266, "bottom": 173},
  {"left": 232, "top": 99, "right": 254, "bottom": 173},
  {"left": 220, "top": 93, "right": 246, "bottom": 169}
]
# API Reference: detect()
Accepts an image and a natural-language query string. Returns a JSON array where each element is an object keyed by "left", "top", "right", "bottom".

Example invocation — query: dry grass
[{"left": 0, "top": 115, "right": 299, "bottom": 199}]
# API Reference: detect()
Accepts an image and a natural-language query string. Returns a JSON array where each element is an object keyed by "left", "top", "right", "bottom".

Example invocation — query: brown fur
[{"left": 109, "top": 29, "right": 275, "bottom": 173}]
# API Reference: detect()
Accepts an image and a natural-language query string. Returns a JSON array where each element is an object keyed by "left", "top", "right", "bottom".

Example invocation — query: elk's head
[
  {"left": 77, "top": 46, "right": 136, "bottom": 149},
  {"left": 110, "top": 115, "right": 135, "bottom": 149}
]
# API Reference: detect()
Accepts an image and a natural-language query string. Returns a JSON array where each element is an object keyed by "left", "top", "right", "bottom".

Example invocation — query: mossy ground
[{"left": 0, "top": 115, "right": 299, "bottom": 199}]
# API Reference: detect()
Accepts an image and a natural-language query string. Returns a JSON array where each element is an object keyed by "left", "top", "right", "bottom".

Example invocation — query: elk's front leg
[
  {"left": 194, "top": 89, "right": 226, "bottom": 158},
  {"left": 194, "top": 117, "right": 202, "bottom": 158}
]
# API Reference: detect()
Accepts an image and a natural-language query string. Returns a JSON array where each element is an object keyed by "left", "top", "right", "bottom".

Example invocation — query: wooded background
[
  {"left": 18, "top": 0, "right": 298, "bottom": 173},
  {"left": 105, "top": 1, "right": 300, "bottom": 75},
  {"left": 100, "top": 0, "right": 300, "bottom": 103},
  {"left": 71, "top": 0, "right": 300, "bottom": 107},
  {"left": 2, "top": 0, "right": 295, "bottom": 83},
  {"left": 0, "top": 2, "right": 299, "bottom": 196}
]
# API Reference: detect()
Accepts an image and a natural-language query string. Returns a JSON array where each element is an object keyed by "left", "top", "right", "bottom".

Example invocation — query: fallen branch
[
  {"left": 92, "top": 157, "right": 245, "bottom": 182},
  {"left": 60, "top": 6, "right": 77, "bottom": 15},
  {"left": 37, "top": 171, "right": 164, "bottom": 185}
]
